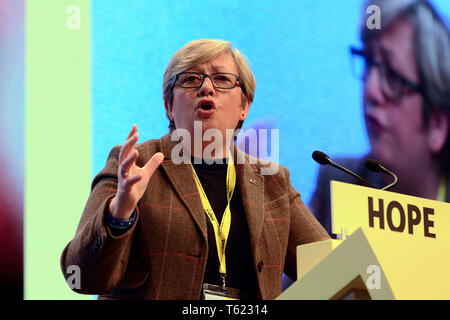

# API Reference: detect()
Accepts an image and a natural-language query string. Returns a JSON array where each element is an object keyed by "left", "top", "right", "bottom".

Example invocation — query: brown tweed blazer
[{"left": 61, "top": 133, "right": 329, "bottom": 300}]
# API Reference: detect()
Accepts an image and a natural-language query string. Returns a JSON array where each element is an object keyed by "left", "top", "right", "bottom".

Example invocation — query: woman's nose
[
  {"left": 364, "top": 67, "right": 386, "bottom": 107},
  {"left": 198, "top": 75, "right": 215, "bottom": 96}
]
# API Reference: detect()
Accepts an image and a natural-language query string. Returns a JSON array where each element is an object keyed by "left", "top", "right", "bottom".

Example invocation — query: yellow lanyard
[
  {"left": 190, "top": 154, "right": 236, "bottom": 285},
  {"left": 437, "top": 175, "right": 447, "bottom": 202}
]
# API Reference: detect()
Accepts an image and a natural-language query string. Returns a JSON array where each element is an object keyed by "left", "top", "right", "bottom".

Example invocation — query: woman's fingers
[
  {"left": 112, "top": 149, "right": 163, "bottom": 219},
  {"left": 119, "top": 125, "right": 139, "bottom": 163},
  {"left": 143, "top": 152, "right": 164, "bottom": 178},
  {"left": 122, "top": 174, "right": 143, "bottom": 191},
  {"left": 126, "top": 124, "right": 138, "bottom": 140},
  {"left": 119, "top": 133, "right": 139, "bottom": 163},
  {"left": 120, "top": 150, "right": 138, "bottom": 178}
]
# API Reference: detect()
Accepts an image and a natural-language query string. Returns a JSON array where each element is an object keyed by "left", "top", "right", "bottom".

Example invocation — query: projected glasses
[
  {"left": 350, "top": 46, "right": 422, "bottom": 100},
  {"left": 171, "top": 72, "right": 241, "bottom": 90}
]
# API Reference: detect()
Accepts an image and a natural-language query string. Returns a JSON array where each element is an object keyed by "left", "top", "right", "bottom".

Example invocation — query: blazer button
[{"left": 257, "top": 261, "right": 264, "bottom": 272}]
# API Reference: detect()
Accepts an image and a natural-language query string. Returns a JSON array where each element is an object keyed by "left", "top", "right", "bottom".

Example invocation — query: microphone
[
  {"left": 365, "top": 159, "right": 398, "bottom": 191},
  {"left": 312, "top": 150, "right": 376, "bottom": 188}
]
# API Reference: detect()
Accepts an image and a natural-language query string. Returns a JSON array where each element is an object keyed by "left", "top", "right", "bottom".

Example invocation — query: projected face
[
  {"left": 362, "top": 18, "right": 429, "bottom": 174},
  {"left": 166, "top": 52, "right": 250, "bottom": 140}
]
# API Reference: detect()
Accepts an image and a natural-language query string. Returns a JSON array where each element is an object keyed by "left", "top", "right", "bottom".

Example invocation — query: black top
[{"left": 192, "top": 157, "right": 257, "bottom": 300}]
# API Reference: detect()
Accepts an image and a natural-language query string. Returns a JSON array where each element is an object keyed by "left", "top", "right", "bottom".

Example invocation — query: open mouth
[
  {"left": 198, "top": 100, "right": 215, "bottom": 111},
  {"left": 365, "top": 113, "right": 384, "bottom": 136}
]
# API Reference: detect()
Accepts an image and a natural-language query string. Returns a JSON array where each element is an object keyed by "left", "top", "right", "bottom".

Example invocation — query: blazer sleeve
[
  {"left": 283, "top": 166, "right": 330, "bottom": 282},
  {"left": 60, "top": 145, "right": 139, "bottom": 295}
]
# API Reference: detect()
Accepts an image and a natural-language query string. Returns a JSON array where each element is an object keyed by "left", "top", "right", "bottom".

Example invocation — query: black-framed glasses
[
  {"left": 171, "top": 72, "right": 241, "bottom": 90},
  {"left": 350, "top": 46, "right": 422, "bottom": 100}
]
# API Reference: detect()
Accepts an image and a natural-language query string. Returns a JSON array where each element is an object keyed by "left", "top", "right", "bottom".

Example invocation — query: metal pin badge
[{"left": 249, "top": 178, "right": 258, "bottom": 186}]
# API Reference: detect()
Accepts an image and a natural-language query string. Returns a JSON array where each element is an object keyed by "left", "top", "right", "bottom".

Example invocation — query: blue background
[{"left": 91, "top": 0, "right": 450, "bottom": 205}]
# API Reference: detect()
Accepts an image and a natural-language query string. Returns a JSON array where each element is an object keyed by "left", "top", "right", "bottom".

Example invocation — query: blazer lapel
[
  {"left": 157, "top": 134, "right": 267, "bottom": 249},
  {"left": 234, "top": 147, "right": 265, "bottom": 253},
  {"left": 159, "top": 133, "right": 207, "bottom": 239}
]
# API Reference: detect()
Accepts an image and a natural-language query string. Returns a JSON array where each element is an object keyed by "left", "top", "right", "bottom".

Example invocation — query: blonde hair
[{"left": 162, "top": 39, "right": 256, "bottom": 131}]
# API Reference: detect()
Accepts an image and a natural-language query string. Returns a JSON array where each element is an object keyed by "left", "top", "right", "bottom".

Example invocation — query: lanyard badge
[{"left": 190, "top": 154, "right": 240, "bottom": 300}]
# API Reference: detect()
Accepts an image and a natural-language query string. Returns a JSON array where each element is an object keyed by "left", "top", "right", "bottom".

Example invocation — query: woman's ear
[
  {"left": 428, "top": 110, "right": 449, "bottom": 154},
  {"left": 164, "top": 100, "right": 173, "bottom": 120},
  {"left": 240, "top": 100, "right": 251, "bottom": 121}
]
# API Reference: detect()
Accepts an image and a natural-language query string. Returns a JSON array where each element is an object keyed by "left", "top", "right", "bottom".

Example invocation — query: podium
[{"left": 277, "top": 181, "right": 450, "bottom": 300}]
